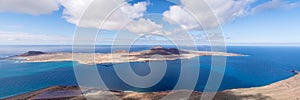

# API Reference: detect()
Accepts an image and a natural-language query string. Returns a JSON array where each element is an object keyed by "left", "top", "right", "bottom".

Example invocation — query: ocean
[{"left": 0, "top": 45, "right": 299, "bottom": 98}]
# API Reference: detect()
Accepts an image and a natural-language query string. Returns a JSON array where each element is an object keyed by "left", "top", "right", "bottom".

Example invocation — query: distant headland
[{"left": 8, "top": 46, "right": 246, "bottom": 65}]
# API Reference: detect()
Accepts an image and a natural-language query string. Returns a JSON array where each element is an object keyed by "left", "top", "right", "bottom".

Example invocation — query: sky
[{"left": 0, "top": 0, "right": 299, "bottom": 46}]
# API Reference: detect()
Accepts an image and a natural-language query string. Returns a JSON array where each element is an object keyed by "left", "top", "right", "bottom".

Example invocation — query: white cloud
[
  {"left": 59, "top": 0, "right": 171, "bottom": 36},
  {"left": 163, "top": 0, "right": 255, "bottom": 30},
  {"left": 0, "top": 31, "right": 72, "bottom": 44},
  {"left": 0, "top": 0, "right": 60, "bottom": 15},
  {"left": 163, "top": 6, "right": 199, "bottom": 30},
  {"left": 125, "top": 18, "right": 169, "bottom": 36},
  {"left": 59, "top": 0, "right": 148, "bottom": 30},
  {"left": 251, "top": 0, "right": 300, "bottom": 13},
  {"left": 163, "top": 0, "right": 300, "bottom": 31}
]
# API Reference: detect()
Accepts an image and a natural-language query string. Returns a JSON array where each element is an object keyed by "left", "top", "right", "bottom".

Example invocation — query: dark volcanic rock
[
  {"left": 3, "top": 85, "right": 273, "bottom": 100},
  {"left": 3, "top": 86, "right": 82, "bottom": 100},
  {"left": 143, "top": 46, "right": 189, "bottom": 55},
  {"left": 19, "top": 51, "right": 46, "bottom": 57}
]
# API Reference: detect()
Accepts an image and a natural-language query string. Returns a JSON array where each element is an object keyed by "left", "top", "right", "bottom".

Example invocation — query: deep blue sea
[{"left": 0, "top": 45, "right": 300, "bottom": 98}]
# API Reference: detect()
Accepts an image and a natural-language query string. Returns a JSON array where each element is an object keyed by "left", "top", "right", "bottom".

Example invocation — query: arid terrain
[
  {"left": 4, "top": 74, "right": 300, "bottom": 100},
  {"left": 10, "top": 46, "right": 245, "bottom": 65}
]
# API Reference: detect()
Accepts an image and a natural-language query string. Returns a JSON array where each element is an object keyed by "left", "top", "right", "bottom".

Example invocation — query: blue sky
[
  {"left": 0, "top": 8, "right": 73, "bottom": 36},
  {"left": 223, "top": 3, "right": 300, "bottom": 44},
  {"left": 0, "top": 0, "right": 299, "bottom": 45}
]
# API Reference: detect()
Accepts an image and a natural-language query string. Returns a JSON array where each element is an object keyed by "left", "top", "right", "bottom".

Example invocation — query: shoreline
[
  {"left": 4, "top": 74, "right": 300, "bottom": 100},
  {"left": 8, "top": 46, "right": 246, "bottom": 65}
]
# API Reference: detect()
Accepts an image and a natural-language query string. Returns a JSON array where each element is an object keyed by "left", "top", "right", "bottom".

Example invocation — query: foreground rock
[
  {"left": 4, "top": 74, "right": 300, "bottom": 100},
  {"left": 10, "top": 46, "right": 245, "bottom": 65},
  {"left": 222, "top": 73, "right": 300, "bottom": 100}
]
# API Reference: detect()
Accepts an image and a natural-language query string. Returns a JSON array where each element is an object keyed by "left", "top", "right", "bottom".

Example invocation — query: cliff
[{"left": 4, "top": 74, "right": 300, "bottom": 100}]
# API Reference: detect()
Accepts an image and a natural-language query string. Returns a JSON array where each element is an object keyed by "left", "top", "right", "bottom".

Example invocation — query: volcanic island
[{"left": 9, "top": 46, "right": 245, "bottom": 65}]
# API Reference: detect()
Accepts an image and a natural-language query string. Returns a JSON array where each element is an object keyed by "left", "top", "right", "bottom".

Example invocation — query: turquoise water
[{"left": 0, "top": 45, "right": 300, "bottom": 98}]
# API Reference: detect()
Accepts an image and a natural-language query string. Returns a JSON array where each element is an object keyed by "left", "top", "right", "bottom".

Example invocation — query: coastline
[
  {"left": 4, "top": 74, "right": 300, "bottom": 100},
  {"left": 8, "top": 47, "right": 245, "bottom": 65}
]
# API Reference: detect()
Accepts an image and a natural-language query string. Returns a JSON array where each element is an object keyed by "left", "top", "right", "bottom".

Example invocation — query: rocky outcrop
[
  {"left": 141, "top": 46, "right": 189, "bottom": 55},
  {"left": 222, "top": 73, "right": 300, "bottom": 100},
  {"left": 19, "top": 51, "right": 47, "bottom": 57},
  {"left": 2, "top": 86, "right": 81, "bottom": 100},
  {"left": 4, "top": 74, "right": 300, "bottom": 100}
]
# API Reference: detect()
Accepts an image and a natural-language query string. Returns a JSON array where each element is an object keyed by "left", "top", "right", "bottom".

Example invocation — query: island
[{"left": 8, "top": 46, "right": 245, "bottom": 65}]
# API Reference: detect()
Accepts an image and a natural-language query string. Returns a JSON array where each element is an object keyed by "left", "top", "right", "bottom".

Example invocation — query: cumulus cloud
[
  {"left": 59, "top": 0, "right": 148, "bottom": 30},
  {"left": 125, "top": 18, "right": 170, "bottom": 36},
  {"left": 163, "top": 6, "right": 199, "bottom": 30},
  {"left": 251, "top": 0, "right": 300, "bottom": 13},
  {"left": 163, "top": 0, "right": 255, "bottom": 30},
  {"left": 59, "top": 0, "right": 170, "bottom": 36},
  {"left": 0, "top": 0, "right": 60, "bottom": 15}
]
